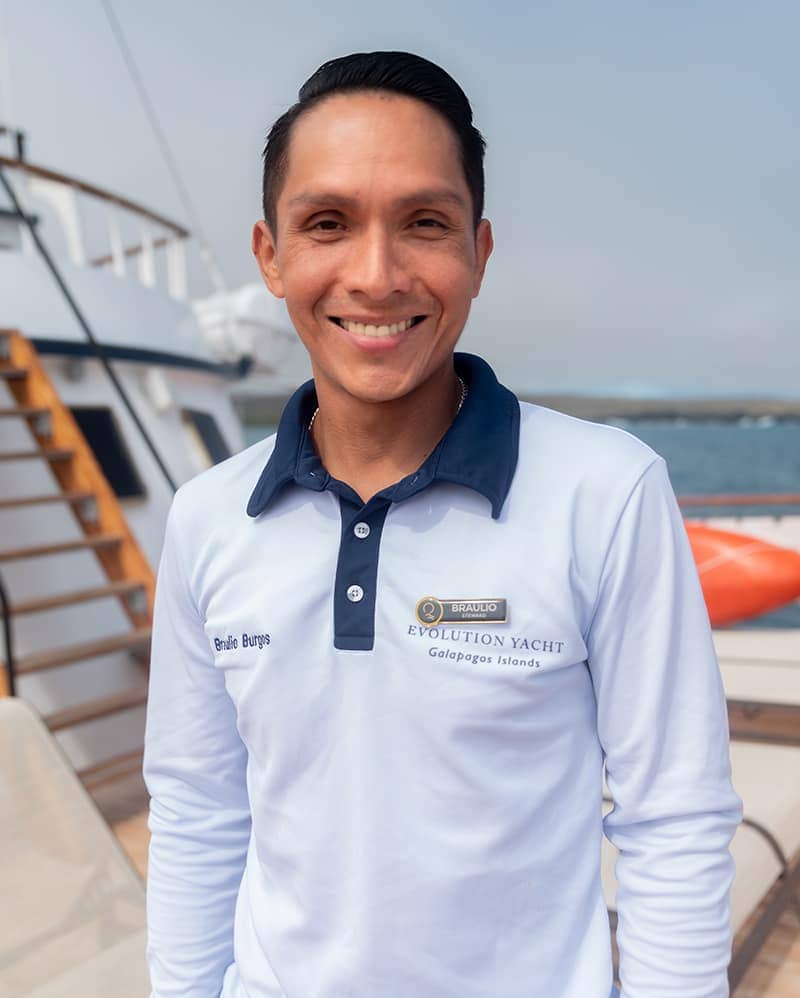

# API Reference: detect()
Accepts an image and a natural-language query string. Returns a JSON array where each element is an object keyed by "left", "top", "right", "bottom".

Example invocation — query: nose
[{"left": 344, "top": 224, "right": 412, "bottom": 301}]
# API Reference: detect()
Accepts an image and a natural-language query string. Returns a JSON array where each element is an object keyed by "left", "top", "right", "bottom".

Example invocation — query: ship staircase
[{"left": 0, "top": 327, "right": 153, "bottom": 799}]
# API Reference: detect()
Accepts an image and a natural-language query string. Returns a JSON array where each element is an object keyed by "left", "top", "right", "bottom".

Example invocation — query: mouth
[{"left": 329, "top": 315, "right": 427, "bottom": 338}]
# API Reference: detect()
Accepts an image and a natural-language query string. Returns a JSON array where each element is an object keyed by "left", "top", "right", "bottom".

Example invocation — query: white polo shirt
[{"left": 144, "top": 353, "right": 741, "bottom": 998}]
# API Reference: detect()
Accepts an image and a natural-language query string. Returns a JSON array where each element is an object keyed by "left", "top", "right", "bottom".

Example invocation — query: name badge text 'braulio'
[{"left": 415, "top": 596, "right": 508, "bottom": 627}]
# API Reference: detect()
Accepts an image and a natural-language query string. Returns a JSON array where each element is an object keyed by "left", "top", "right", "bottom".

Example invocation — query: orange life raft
[{"left": 685, "top": 522, "right": 800, "bottom": 626}]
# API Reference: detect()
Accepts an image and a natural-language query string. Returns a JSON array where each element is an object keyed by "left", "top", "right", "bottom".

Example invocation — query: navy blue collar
[{"left": 246, "top": 352, "right": 520, "bottom": 520}]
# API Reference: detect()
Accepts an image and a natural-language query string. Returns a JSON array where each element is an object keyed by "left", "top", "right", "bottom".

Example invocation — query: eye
[
  {"left": 411, "top": 217, "right": 447, "bottom": 229},
  {"left": 311, "top": 218, "right": 344, "bottom": 231}
]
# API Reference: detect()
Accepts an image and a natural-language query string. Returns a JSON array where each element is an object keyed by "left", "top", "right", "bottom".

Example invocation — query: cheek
[
  {"left": 431, "top": 260, "right": 477, "bottom": 318},
  {"left": 279, "top": 256, "right": 333, "bottom": 318},
  {"left": 418, "top": 238, "right": 476, "bottom": 295}
]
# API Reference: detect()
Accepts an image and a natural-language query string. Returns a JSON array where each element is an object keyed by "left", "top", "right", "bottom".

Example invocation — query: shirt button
[
  {"left": 346, "top": 584, "right": 364, "bottom": 603},
  {"left": 353, "top": 522, "right": 370, "bottom": 539}
]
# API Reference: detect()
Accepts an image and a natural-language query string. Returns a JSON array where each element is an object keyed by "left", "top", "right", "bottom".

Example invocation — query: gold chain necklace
[{"left": 308, "top": 375, "right": 467, "bottom": 432}]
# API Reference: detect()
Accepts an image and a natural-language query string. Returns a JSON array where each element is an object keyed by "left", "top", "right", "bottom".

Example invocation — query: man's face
[{"left": 252, "top": 91, "right": 493, "bottom": 404}]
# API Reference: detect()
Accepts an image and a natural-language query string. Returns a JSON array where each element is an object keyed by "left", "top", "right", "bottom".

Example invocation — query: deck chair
[
  {"left": 602, "top": 740, "right": 800, "bottom": 991},
  {"left": 0, "top": 697, "right": 149, "bottom": 997},
  {"left": 716, "top": 630, "right": 800, "bottom": 985},
  {"left": 717, "top": 629, "right": 800, "bottom": 747}
]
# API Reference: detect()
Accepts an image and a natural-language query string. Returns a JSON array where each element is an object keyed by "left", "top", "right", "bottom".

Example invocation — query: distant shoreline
[
  {"left": 519, "top": 396, "right": 800, "bottom": 421},
  {"left": 233, "top": 391, "right": 800, "bottom": 425}
]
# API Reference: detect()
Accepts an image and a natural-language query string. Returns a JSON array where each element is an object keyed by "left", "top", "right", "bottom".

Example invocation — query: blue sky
[{"left": 2, "top": 0, "right": 798, "bottom": 396}]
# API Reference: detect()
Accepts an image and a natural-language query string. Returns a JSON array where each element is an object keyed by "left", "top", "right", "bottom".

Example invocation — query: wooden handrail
[
  {"left": 89, "top": 233, "right": 172, "bottom": 268},
  {"left": 0, "top": 154, "right": 188, "bottom": 238},
  {"left": 678, "top": 493, "right": 800, "bottom": 508}
]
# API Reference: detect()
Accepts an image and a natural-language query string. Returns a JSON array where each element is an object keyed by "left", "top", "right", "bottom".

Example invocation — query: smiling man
[
  {"left": 252, "top": 70, "right": 492, "bottom": 505},
  {"left": 144, "top": 52, "right": 741, "bottom": 998}
]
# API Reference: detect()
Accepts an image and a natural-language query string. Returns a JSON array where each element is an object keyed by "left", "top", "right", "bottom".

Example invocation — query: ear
[
  {"left": 471, "top": 218, "right": 494, "bottom": 298},
  {"left": 252, "top": 220, "right": 285, "bottom": 298}
]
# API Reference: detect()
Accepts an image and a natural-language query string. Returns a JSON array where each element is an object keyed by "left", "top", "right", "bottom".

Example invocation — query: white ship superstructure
[{"left": 0, "top": 133, "right": 247, "bottom": 783}]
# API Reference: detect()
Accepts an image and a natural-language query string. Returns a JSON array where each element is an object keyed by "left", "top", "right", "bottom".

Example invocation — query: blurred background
[
  {"left": 1, "top": 5, "right": 800, "bottom": 996},
  {"left": 2, "top": 1, "right": 799, "bottom": 607},
  {"left": 3, "top": 0, "right": 798, "bottom": 395},
  {"left": 5, "top": 2, "right": 799, "bottom": 521}
]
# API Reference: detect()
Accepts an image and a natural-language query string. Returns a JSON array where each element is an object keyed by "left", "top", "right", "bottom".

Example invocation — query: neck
[{"left": 310, "top": 362, "right": 463, "bottom": 504}]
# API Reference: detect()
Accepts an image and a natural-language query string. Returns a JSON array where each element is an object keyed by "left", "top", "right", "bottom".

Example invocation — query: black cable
[
  {"left": 100, "top": 0, "right": 226, "bottom": 293},
  {"left": 0, "top": 572, "right": 15, "bottom": 697},
  {"left": 0, "top": 163, "right": 178, "bottom": 492}
]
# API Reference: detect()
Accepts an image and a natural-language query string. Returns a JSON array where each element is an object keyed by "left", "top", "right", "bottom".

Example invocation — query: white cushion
[{"left": 0, "top": 697, "right": 149, "bottom": 996}]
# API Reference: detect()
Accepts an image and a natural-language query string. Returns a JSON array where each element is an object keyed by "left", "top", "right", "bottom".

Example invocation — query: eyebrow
[{"left": 287, "top": 188, "right": 467, "bottom": 212}]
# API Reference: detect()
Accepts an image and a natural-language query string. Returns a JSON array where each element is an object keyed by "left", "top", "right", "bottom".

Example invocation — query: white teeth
[{"left": 339, "top": 317, "right": 416, "bottom": 337}]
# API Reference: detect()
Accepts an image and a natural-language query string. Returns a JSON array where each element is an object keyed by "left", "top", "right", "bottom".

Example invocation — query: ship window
[
  {"left": 70, "top": 407, "right": 146, "bottom": 498},
  {"left": 181, "top": 409, "right": 231, "bottom": 466},
  {"left": 0, "top": 211, "right": 22, "bottom": 251}
]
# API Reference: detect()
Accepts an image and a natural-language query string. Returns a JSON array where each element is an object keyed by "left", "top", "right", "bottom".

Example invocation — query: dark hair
[{"left": 261, "top": 51, "right": 486, "bottom": 232}]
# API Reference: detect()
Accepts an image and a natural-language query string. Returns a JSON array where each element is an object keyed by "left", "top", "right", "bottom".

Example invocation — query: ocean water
[
  {"left": 612, "top": 418, "right": 800, "bottom": 516},
  {"left": 619, "top": 419, "right": 800, "bottom": 630},
  {"left": 243, "top": 417, "right": 800, "bottom": 628}
]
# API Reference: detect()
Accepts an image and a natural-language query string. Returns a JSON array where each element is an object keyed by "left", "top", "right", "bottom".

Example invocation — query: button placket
[{"left": 333, "top": 500, "right": 391, "bottom": 651}]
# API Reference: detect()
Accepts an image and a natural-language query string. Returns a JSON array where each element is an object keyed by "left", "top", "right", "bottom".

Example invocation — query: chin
[
  {"left": 346, "top": 379, "right": 408, "bottom": 405},
  {"left": 334, "top": 364, "right": 416, "bottom": 403}
]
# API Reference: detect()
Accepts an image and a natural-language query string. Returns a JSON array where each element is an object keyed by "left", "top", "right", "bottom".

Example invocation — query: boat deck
[
  {"left": 101, "top": 773, "right": 800, "bottom": 996},
  {"left": 92, "top": 623, "right": 800, "bottom": 995}
]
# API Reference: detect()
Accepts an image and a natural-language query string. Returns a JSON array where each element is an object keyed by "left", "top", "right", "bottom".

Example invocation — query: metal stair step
[
  {"left": 0, "top": 447, "right": 72, "bottom": 462},
  {"left": 0, "top": 366, "right": 28, "bottom": 381},
  {"left": 14, "top": 626, "right": 152, "bottom": 675},
  {"left": 79, "top": 746, "right": 145, "bottom": 790},
  {"left": 45, "top": 685, "right": 149, "bottom": 732},
  {"left": 0, "top": 490, "right": 95, "bottom": 510},
  {"left": 0, "top": 405, "right": 51, "bottom": 436},
  {"left": 0, "top": 406, "right": 49, "bottom": 419},
  {"left": 0, "top": 533, "right": 122, "bottom": 562},
  {"left": 10, "top": 580, "right": 147, "bottom": 615}
]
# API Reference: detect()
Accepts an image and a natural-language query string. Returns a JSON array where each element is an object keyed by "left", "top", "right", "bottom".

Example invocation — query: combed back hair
[{"left": 261, "top": 51, "right": 486, "bottom": 232}]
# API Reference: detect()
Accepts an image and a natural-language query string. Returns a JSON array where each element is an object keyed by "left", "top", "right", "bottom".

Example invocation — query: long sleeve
[
  {"left": 143, "top": 493, "right": 252, "bottom": 997},
  {"left": 586, "top": 457, "right": 742, "bottom": 997}
]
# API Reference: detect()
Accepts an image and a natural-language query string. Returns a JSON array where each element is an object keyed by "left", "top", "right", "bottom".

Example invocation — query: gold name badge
[{"left": 415, "top": 596, "right": 508, "bottom": 627}]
